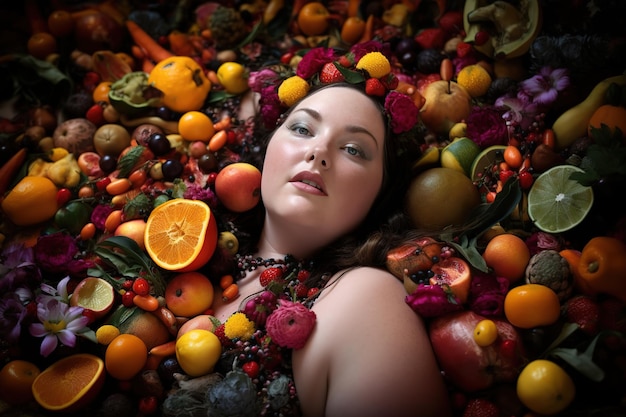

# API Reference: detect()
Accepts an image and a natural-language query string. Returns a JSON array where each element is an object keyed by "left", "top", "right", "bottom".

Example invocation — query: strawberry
[
  {"left": 297, "top": 269, "right": 310, "bottom": 282},
  {"left": 565, "top": 295, "right": 600, "bottom": 335},
  {"left": 414, "top": 27, "right": 447, "bottom": 50},
  {"left": 295, "top": 282, "right": 309, "bottom": 298},
  {"left": 462, "top": 398, "right": 500, "bottom": 417},
  {"left": 319, "top": 62, "right": 345, "bottom": 84},
  {"left": 456, "top": 41, "right": 474, "bottom": 58},
  {"left": 365, "top": 78, "right": 386, "bottom": 96},
  {"left": 260, "top": 267, "right": 284, "bottom": 287}
]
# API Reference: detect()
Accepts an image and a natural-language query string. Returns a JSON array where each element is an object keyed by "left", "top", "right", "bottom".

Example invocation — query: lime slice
[
  {"left": 527, "top": 165, "right": 594, "bottom": 233},
  {"left": 470, "top": 145, "right": 507, "bottom": 182}
]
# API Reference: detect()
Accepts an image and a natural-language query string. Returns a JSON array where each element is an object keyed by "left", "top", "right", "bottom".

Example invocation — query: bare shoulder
[{"left": 293, "top": 267, "right": 452, "bottom": 417}]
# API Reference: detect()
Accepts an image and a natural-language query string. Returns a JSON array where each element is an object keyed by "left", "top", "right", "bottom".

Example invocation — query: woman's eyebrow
[{"left": 292, "top": 108, "right": 379, "bottom": 148}]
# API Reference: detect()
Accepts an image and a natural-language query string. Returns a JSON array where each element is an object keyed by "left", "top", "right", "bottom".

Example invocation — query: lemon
[
  {"left": 517, "top": 359, "right": 576, "bottom": 415},
  {"left": 412, "top": 146, "right": 440, "bottom": 173},
  {"left": 457, "top": 64, "right": 492, "bottom": 98},
  {"left": 1, "top": 176, "right": 58, "bottom": 226},
  {"left": 440, "top": 137, "right": 481, "bottom": 177},
  {"left": 449, "top": 122, "right": 467, "bottom": 140},
  {"left": 527, "top": 165, "right": 594, "bottom": 233},
  {"left": 216, "top": 62, "right": 250, "bottom": 95},
  {"left": 176, "top": 329, "right": 221, "bottom": 377},
  {"left": 470, "top": 145, "right": 507, "bottom": 182},
  {"left": 278, "top": 76, "right": 310, "bottom": 107},
  {"left": 355, "top": 52, "right": 391, "bottom": 78}
]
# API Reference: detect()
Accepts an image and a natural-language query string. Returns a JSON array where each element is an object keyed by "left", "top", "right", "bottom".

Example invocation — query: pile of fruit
[{"left": 1, "top": 1, "right": 625, "bottom": 416}]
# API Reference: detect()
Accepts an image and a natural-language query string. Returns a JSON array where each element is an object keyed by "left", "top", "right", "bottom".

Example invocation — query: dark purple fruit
[
  {"left": 161, "top": 158, "right": 183, "bottom": 181},
  {"left": 147, "top": 133, "right": 171, "bottom": 156},
  {"left": 198, "top": 153, "right": 218, "bottom": 173},
  {"left": 99, "top": 154, "right": 117, "bottom": 174}
]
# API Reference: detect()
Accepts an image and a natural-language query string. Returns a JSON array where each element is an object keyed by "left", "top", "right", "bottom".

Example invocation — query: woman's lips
[{"left": 289, "top": 171, "right": 327, "bottom": 195}]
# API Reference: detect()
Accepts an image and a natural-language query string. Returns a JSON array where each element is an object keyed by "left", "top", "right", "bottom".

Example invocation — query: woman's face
[{"left": 261, "top": 86, "right": 386, "bottom": 248}]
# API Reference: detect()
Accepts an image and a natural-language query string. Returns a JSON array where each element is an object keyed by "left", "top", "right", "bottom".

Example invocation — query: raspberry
[
  {"left": 365, "top": 78, "right": 386, "bottom": 96},
  {"left": 462, "top": 398, "right": 500, "bottom": 417},
  {"left": 214, "top": 323, "right": 232, "bottom": 346},
  {"left": 260, "top": 267, "right": 284, "bottom": 287}
]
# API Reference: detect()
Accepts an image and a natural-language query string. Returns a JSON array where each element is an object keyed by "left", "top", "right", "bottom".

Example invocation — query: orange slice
[
  {"left": 32, "top": 353, "right": 105, "bottom": 412},
  {"left": 429, "top": 256, "right": 472, "bottom": 303},
  {"left": 144, "top": 198, "right": 218, "bottom": 272}
]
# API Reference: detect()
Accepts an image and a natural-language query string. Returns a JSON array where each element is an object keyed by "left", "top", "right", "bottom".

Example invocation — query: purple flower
[
  {"left": 249, "top": 68, "right": 283, "bottom": 93},
  {"left": 266, "top": 300, "right": 316, "bottom": 349},
  {"left": 464, "top": 105, "right": 508, "bottom": 148},
  {"left": 29, "top": 298, "right": 90, "bottom": 357},
  {"left": 34, "top": 233, "right": 79, "bottom": 273},
  {"left": 385, "top": 91, "right": 419, "bottom": 134},
  {"left": 349, "top": 40, "right": 386, "bottom": 62},
  {"left": 0, "top": 293, "right": 28, "bottom": 343},
  {"left": 91, "top": 204, "right": 114, "bottom": 231},
  {"left": 0, "top": 243, "right": 41, "bottom": 293},
  {"left": 520, "top": 67, "right": 570, "bottom": 106},
  {"left": 405, "top": 284, "right": 463, "bottom": 318},
  {"left": 468, "top": 272, "right": 509, "bottom": 317},
  {"left": 525, "top": 232, "right": 562, "bottom": 256},
  {"left": 296, "top": 47, "right": 337, "bottom": 80},
  {"left": 184, "top": 183, "right": 218, "bottom": 206},
  {"left": 38, "top": 276, "right": 71, "bottom": 305}
]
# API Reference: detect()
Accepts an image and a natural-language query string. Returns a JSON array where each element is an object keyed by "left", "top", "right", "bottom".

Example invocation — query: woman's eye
[
  {"left": 344, "top": 145, "right": 365, "bottom": 158},
  {"left": 290, "top": 124, "right": 311, "bottom": 136}
]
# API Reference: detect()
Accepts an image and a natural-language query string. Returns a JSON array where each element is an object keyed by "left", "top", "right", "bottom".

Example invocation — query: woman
[{"left": 203, "top": 45, "right": 451, "bottom": 417}]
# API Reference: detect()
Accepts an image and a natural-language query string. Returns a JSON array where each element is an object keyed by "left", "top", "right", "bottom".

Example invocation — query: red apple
[
  {"left": 419, "top": 80, "right": 472, "bottom": 135},
  {"left": 214, "top": 162, "right": 262, "bottom": 212},
  {"left": 428, "top": 310, "right": 526, "bottom": 392}
]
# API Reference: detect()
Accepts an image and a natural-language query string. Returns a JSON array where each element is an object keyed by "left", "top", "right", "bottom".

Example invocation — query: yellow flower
[
  {"left": 224, "top": 312, "right": 255, "bottom": 341},
  {"left": 355, "top": 52, "right": 391, "bottom": 79},
  {"left": 278, "top": 76, "right": 310, "bottom": 107}
]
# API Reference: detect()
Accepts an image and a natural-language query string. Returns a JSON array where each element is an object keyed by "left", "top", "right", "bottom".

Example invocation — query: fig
[{"left": 53, "top": 118, "right": 96, "bottom": 155}]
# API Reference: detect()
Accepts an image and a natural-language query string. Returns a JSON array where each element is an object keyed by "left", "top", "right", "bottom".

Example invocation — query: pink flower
[
  {"left": 464, "top": 105, "right": 508, "bottom": 148},
  {"left": 266, "top": 300, "right": 316, "bottom": 349},
  {"left": 467, "top": 272, "right": 509, "bottom": 318},
  {"left": 296, "top": 47, "right": 337, "bottom": 80},
  {"left": 385, "top": 91, "right": 419, "bottom": 134},
  {"left": 526, "top": 232, "right": 562, "bottom": 255},
  {"left": 405, "top": 284, "right": 463, "bottom": 318}
]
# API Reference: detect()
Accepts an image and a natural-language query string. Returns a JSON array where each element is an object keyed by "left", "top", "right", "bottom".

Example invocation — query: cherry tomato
[
  {"left": 242, "top": 361, "right": 260, "bottom": 378},
  {"left": 518, "top": 170, "right": 534, "bottom": 190},
  {"left": 95, "top": 177, "right": 112, "bottom": 191},
  {"left": 85, "top": 103, "right": 105, "bottom": 126},
  {"left": 122, "top": 290, "right": 136, "bottom": 307},
  {"left": 122, "top": 279, "right": 134, "bottom": 290},
  {"left": 132, "top": 278, "right": 150, "bottom": 296},
  {"left": 473, "top": 319, "right": 498, "bottom": 347},
  {"left": 56, "top": 188, "right": 72, "bottom": 206}
]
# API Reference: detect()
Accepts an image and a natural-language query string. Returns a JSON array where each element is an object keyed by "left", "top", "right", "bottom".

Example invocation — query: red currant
[
  {"left": 498, "top": 169, "right": 515, "bottom": 184},
  {"left": 138, "top": 396, "right": 158, "bottom": 415},
  {"left": 122, "top": 279, "right": 133, "bottom": 290},
  {"left": 242, "top": 361, "right": 260, "bottom": 378},
  {"left": 499, "top": 339, "right": 518, "bottom": 359}
]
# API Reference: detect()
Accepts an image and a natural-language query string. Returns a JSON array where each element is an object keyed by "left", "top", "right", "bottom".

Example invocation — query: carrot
[
  {"left": 222, "top": 283, "right": 239, "bottom": 302},
  {"left": 0, "top": 147, "right": 27, "bottom": 197},
  {"left": 220, "top": 274, "right": 234, "bottom": 290},
  {"left": 133, "top": 294, "right": 160, "bottom": 312},
  {"left": 104, "top": 209, "right": 123, "bottom": 233},
  {"left": 80, "top": 223, "right": 97, "bottom": 240},
  {"left": 440, "top": 58, "right": 453, "bottom": 82},
  {"left": 125, "top": 20, "right": 174, "bottom": 63},
  {"left": 213, "top": 115, "right": 232, "bottom": 131},
  {"left": 152, "top": 306, "right": 178, "bottom": 336},
  {"left": 357, "top": 14, "right": 375, "bottom": 44},
  {"left": 168, "top": 31, "right": 196, "bottom": 57},
  {"left": 149, "top": 340, "right": 176, "bottom": 357},
  {"left": 347, "top": 0, "right": 362, "bottom": 17}
]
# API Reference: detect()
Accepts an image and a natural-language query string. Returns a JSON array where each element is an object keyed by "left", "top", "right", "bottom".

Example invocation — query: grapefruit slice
[
  {"left": 429, "top": 256, "right": 472, "bottom": 303},
  {"left": 527, "top": 165, "right": 594, "bottom": 233},
  {"left": 32, "top": 353, "right": 105, "bottom": 412},
  {"left": 144, "top": 198, "right": 218, "bottom": 272},
  {"left": 69, "top": 277, "right": 115, "bottom": 320}
]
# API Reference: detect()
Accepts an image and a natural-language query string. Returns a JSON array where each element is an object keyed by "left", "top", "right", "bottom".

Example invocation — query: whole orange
[
  {"left": 341, "top": 16, "right": 366, "bottom": 44},
  {"left": 27, "top": 32, "right": 57, "bottom": 60},
  {"left": 105, "top": 333, "right": 148, "bottom": 380},
  {"left": 0, "top": 360, "right": 40, "bottom": 405},
  {"left": 504, "top": 284, "right": 561, "bottom": 329},
  {"left": 178, "top": 111, "right": 215, "bottom": 142},
  {"left": 1, "top": 175, "right": 59, "bottom": 226},
  {"left": 92, "top": 81, "right": 112, "bottom": 104},
  {"left": 297, "top": 2, "right": 331, "bottom": 36},
  {"left": 482, "top": 233, "right": 530, "bottom": 283},
  {"left": 165, "top": 271, "right": 215, "bottom": 317}
]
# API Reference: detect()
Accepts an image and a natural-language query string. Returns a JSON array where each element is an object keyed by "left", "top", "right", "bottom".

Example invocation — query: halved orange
[
  {"left": 32, "top": 353, "right": 105, "bottom": 412},
  {"left": 429, "top": 256, "right": 472, "bottom": 303},
  {"left": 144, "top": 198, "right": 218, "bottom": 272}
]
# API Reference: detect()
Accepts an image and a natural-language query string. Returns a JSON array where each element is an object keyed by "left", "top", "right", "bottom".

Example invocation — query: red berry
[
  {"left": 132, "top": 277, "right": 150, "bottom": 296},
  {"left": 242, "top": 361, "right": 260, "bottom": 378},
  {"left": 56, "top": 188, "right": 72, "bottom": 206},
  {"left": 518, "top": 170, "right": 534, "bottom": 190},
  {"left": 95, "top": 176, "right": 112, "bottom": 191},
  {"left": 122, "top": 279, "right": 134, "bottom": 290},
  {"left": 122, "top": 290, "right": 136, "bottom": 307},
  {"left": 138, "top": 396, "right": 158, "bottom": 415},
  {"left": 319, "top": 62, "right": 345, "bottom": 84},
  {"left": 295, "top": 283, "right": 309, "bottom": 298},
  {"left": 499, "top": 339, "right": 517, "bottom": 360},
  {"left": 498, "top": 169, "right": 514, "bottom": 184},
  {"left": 365, "top": 78, "right": 386, "bottom": 96},
  {"left": 462, "top": 398, "right": 500, "bottom": 417},
  {"left": 566, "top": 295, "right": 600, "bottom": 335},
  {"left": 474, "top": 30, "right": 490, "bottom": 46},
  {"left": 297, "top": 270, "right": 310, "bottom": 282},
  {"left": 307, "top": 287, "right": 320, "bottom": 298},
  {"left": 259, "top": 267, "right": 284, "bottom": 287},
  {"left": 82, "top": 71, "right": 101, "bottom": 92},
  {"left": 85, "top": 103, "right": 105, "bottom": 126},
  {"left": 280, "top": 52, "right": 294, "bottom": 65},
  {"left": 456, "top": 41, "right": 474, "bottom": 58}
]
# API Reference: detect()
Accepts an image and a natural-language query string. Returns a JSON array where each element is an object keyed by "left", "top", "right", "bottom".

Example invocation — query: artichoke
[{"left": 525, "top": 249, "right": 573, "bottom": 301}]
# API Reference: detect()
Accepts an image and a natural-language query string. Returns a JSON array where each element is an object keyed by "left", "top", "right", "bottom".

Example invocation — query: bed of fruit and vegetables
[{"left": 1, "top": 0, "right": 625, "bottom": 416}]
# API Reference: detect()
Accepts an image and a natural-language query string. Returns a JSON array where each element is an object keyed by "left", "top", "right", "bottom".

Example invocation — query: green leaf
[
  {"left": 335, "top": 64, "right": 366, "bottom": 84},
  {"left": 549, "top": 333, "right": 605, "bottom": 382},
  {"left": 117, "top": 146, "right": 146, "bottom": 178}
]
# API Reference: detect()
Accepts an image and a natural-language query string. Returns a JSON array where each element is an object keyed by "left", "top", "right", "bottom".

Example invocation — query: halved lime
[
  {"left": 527, "top": 165, "right": 594, "bottom": 233},
  {"left": 470, "top": 145, "right": 507, "bottom": 182}
]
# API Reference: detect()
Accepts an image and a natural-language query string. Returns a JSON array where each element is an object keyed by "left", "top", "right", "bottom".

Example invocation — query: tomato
[
  {"left": 132, "top": 278, "right": 150, "bottom": 296},
  {"left": 473, "top": 319, "right": 498, "bottom": 347},
  {"left": 54, "top": 201, "right": 93, "bottom": 235},
  {"left": 86, "top": 103, "right": 106, "bottom": 126},
  {"left": 0, "top": 360, "right": 41, "bottom": 405},
  {"left": 122, "top": 290, "right": 136, "bottom": 307},
  {"left": 27, "top": 32, "right": 57, "bottom": 60},
  {"left": 47, "top": 10, "right": 74, "bottom": 38},
  {"left": 56, "top": 187, "right": 72, "bottom": 206}
]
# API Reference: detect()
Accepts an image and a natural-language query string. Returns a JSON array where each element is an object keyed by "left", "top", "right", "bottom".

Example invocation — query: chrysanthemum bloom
[
  {"left": 224, "top": 312, "right": 255, "bottom": 341},
  {"left": 266, "top": 300, "right": 316, "bottom": 349},
  {"left": 29, "top": 298, "right": 90, "bottom": 357}
]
